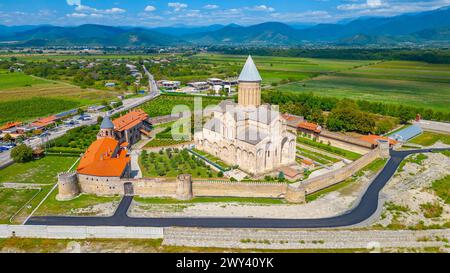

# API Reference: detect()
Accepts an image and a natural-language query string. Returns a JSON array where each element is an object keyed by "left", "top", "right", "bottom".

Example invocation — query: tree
[
  {"left": 3, "top": 133, "right": 12, "bottom": 142},
  {"left": 10, "top": 144, "right": 33, "bottom": 163}
]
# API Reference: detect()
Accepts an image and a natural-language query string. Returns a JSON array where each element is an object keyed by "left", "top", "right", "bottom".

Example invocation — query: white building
[{"left": 194, "top": 56, "right": 297, "bottom": 175}]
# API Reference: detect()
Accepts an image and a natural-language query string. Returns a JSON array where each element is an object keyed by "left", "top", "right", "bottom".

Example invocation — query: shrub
[{"left": 10, "top": 144, "right": 34, "bottom": 163}]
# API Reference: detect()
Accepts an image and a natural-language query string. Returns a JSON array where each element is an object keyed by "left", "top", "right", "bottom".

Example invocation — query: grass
[
  {"left": 409, "top": 132, "right": 450, "bottom": 146},
  {"left": 139, "top": 149, "right": 219, "bottom": 178},
  {"left": 0, "top": 237, "right": 376, "bottom": 253},
  {"left": 0, "top": 156, "right": 78, "bottom": 184},
  {"left": 134, "top": 196, "right": 285, "bottom": 205},
  {"left": 276, "top": 60, "right": 450, "bottom": 113},
  {"left": 0, "top": 70, "right": 48, "bottom": 89},
  {"left": 297, "top": 147, "right": 340, "bottom": 165},
  {"left": 398, "top": 153, "right": 428, "bottom": 172},
  {"left": 0, "top": 188, "right": 39, "bottom": 224},
  {"left": 297, "top": 136, "right": 362, "bottom": 161},
  {"left": 420, "top": 202, "right": 443, "bottom": 218},
  {"left": 432, "top": 175, "right": 450, "bottom": 204},
  {"left": 35, "top": 191, "right": 121, "bottom": 216}
]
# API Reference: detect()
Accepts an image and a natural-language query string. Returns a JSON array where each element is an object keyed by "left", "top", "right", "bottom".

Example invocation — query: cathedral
[{"left": 194, "top": 56, "right": 297, "bottom": 175}]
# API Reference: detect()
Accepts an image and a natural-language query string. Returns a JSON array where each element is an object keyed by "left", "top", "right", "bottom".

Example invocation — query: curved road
[{"left": 26, "top": 148, "right": 449, "bottom": 228}]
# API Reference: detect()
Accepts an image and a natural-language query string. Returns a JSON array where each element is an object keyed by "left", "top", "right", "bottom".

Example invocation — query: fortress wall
[
  {"left": 132, "top": 179, "right": 177, "bottom": 198},
  {"left": 300, "top": 148, "right": 381, "bottom": 195},
  {"left": 192, "top": 181, "right": 288, "bottom": 199}
]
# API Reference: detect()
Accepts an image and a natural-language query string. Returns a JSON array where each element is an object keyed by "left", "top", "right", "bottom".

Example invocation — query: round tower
[
  {"left": 377, "top": 139, "right": 390, "bottom": 159},
  {"left": 57, "top": 172, "right": 80, "bottom": 201},
  {"left": 238, "top": 56, "right": 262, "bottom": 107},
  {"left": 98, "top": 115, "right": 115, "bottom": 139},
  {"left": 176, "top": 174, "right": 193, "bottom": 201},
  {"left": 285, "top": 185, "right": 306, "bottom": 204}
]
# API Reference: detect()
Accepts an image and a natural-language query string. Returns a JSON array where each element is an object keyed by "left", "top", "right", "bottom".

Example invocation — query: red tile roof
[
  {"left": 359, "top": 135, "right": 397, "bottom": 146},
  {"left": 77, "top": 137, "right": 130, "bottom": 177},
  {"left": 113, "top": 109, "right": 148, "bottom": 132},
  {"left": 297, "top": 122, "right": 321, "bottom": 133},
  {"left": 31, "top": 116, "right": 58, "bottom": 128},
  {"left": 0, "top": 121, "right": 22, "bottom": 131}
]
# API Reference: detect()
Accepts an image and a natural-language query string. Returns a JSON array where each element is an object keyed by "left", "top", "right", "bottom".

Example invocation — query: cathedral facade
[{"left": 194, "top": 56, "right": 297, "bottom": 175}]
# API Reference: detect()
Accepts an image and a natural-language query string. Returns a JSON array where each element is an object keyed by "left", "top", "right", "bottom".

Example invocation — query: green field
[
  {"left": 297, "top": 136, "right": 362, "bottom": 161},
  {"left": 432, "top": 175, "right": 450, "bottom": 204},
  {"left": 0, "top": 156, "right": 78, "bottom": 184},
  {"left": 410, "top": 132, "right": 450, "bottom": 146},
  {"left": 0, "top": 188, "right": 39, "bottom": 224},
  {"left": 277, "top": 60, "right": 450, "bottom": 113},
  {"left": 0, "top": 70, "right": 48, "bottom": 89}
]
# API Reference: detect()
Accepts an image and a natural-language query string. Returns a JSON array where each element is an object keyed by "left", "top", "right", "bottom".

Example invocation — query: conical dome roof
[
  {"left": 100, "top": 115, "right": 114, "bottom": 129},
  {"left": 238, "top": 55, "right": 262, "bottom": 82}
]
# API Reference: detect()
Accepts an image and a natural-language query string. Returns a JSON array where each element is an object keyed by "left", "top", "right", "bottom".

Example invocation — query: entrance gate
[{"left": 124, "top": 182, "right": 134, "bottom": 196}]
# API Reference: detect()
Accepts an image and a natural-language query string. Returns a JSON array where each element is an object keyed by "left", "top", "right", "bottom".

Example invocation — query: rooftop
[
  {"left": 238, "top": 55, "right": 262, "bottom": 82},
  {"left": 77, "top": 137, "right": 130, "bottom": 177},
  {"left": 360, "top": 135, "right": 397, "bottom": 146},
  {"left": 100, "top": 115, "right": 114, "bottom": 129},
  {"left": 113, "top": 109, "right": 149, "bottom": 132}
]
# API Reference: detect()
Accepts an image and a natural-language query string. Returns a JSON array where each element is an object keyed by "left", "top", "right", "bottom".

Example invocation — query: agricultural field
[
  {"left": 0, "top": 70, "right": 120, "bottom": 123},
  {"left": 277, "top": 60, "right": 450, "bottom": 113},
  {"left": 192, "top": 54, "right": 373, "bottom": 86},
  {"left": 140, "top": 94, "right": 224, "bottom": 117},
  {"left": 139, "top": 149, "right": 220, "bottom": 178}
]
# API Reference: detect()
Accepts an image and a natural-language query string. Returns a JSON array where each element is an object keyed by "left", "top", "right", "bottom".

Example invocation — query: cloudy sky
[{"left": 0, "top": 0, "right": 449, "bottom": 26}]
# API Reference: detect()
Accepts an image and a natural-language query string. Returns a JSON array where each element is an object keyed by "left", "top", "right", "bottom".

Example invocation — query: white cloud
[
  {"left": 66, "top": 0, "right": 81, "bottom": 6},
  {"left": 67, "top": 13, "right": 87, "bottom": 18},
  {"left": 249, "top": 5, "right": 276, "bottom": 12},
  {"left": 144, "top": 5, "right": 156, "bottom": 12},
  {"left": 168, "top": 2, "right": 188, "bottom": 12},
  {"left": 338, "top": 0, "right": 386, "bottom": 11},
  {"left": 204, "top": 4, "right": 219, "bottom": 10}
]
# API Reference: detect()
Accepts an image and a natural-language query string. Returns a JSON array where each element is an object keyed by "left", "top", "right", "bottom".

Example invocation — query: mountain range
[{"left": 1, "top": 6, "right": 449, "bottom": 47}]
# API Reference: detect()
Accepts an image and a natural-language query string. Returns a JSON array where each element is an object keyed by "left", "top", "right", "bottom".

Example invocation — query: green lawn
[
  {"left": 134, "top": 196, "right": 285, "bottom": 205},
  {"left": 297, "top": 136, "right": 362, "bottom": 161},
  {"left": 0, "top": 156, "right": 78, "bottom": 184},
  {"left": 0, "top": 70, "right": 48, "bottom": 90},
  {"left": 277, "top": 60, "right": 450, "bottom": 113},
  {"left": 35, "top": 191, "right": 121, "bottom": 216},
  {"left": 139, "top": 149, "right": 220, "bottom": 178},
  {"left": 432, "top": 175, "right": 450, "bottom": 204},
  {"left": 297, "top": 147, "right": 340, "bottom": 165},
  {"left": 0, "top": 188, "right": 39, "bottom": 224},
  {"left": 409, "top": 132, "right": 450, "bottom": 146}
]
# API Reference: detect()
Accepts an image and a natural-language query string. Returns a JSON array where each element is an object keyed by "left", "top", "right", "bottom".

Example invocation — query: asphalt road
[{"left": 26, "top": 148, "right": 449, "bottom": 228}]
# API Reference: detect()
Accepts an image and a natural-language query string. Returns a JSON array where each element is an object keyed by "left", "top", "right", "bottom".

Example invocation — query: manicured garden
[
  {"left": 296, "top": 136, "right": 362, "bottom": 161},
  {"left": 139, "top": 149, "right": 221, "bottom": 178}
]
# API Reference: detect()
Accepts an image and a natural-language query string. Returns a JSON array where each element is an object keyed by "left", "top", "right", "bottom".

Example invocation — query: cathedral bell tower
[
  {"left": 238, "top": 56, "right": 262, "bottom": 107},
  {"left": 98, "top": 115, "right": 116, "bottom": 139}
]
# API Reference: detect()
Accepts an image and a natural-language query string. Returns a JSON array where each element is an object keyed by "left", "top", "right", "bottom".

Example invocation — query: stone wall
[
  {"left": 193, "top": 180, "right": 288, "bottom": 199},
  {"left": 299, "top": 147, "right": 383, "bottom": 195}
]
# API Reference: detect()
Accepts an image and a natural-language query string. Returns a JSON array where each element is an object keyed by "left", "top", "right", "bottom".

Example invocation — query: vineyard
[
  {"left": 0, "top": 97, "right": 80, "bottom": 124},
  {"left": 47, "top": 125, "right": 99, "bottom": 154}
]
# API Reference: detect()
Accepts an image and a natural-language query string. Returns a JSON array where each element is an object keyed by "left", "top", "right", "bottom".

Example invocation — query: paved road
[{"left": 26, "top": 148, "right": 449, "bottom": 228}]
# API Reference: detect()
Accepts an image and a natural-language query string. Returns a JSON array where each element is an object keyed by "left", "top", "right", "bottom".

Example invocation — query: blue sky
[{"left": 0, "top": 0, "right": 449, "bottom": 26}]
